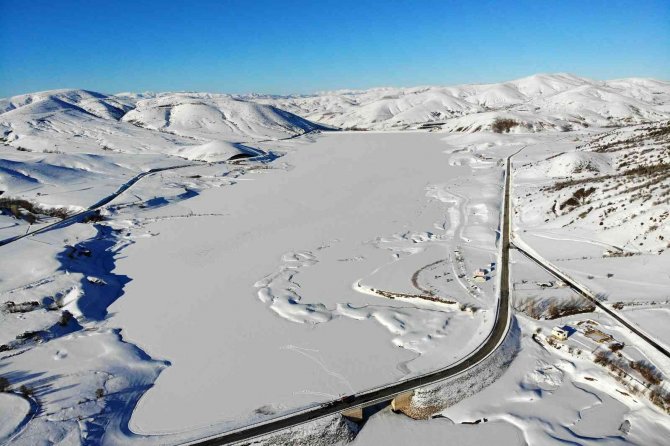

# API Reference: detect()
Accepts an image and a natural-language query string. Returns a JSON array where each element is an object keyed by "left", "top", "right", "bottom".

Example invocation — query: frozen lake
[{"left": 109, "top": 132, "right": 502, "bottom": 433}]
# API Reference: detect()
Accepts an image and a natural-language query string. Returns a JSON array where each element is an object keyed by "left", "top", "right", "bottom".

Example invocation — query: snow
[
  {"left": 0, "top": 393, "right": 30, "bottom": 443},
  {"left": 352, "top": 410, "right": 524, "bottom": 445},
  {"left": 624, "top": 308, "right": 670, "bottom": 351},
  {"left": 2, "top": 328, "right": 166, "bottom": 445},
  {"left": 1, "top": 74, "right": 669, "bottom": 445},
  {"left": 541, "top": 151, "right": 613, "bottom": 178},
  {"left": 175, "top": 140, "right": 257, "bottom": 162},
  {"left": 429, "top": 316, "right": 670, "bottom": 446}
]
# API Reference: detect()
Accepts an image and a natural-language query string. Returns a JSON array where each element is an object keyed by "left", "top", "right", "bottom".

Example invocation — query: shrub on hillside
[
  {"left": 58, "top": 310, "right": 74, "bottom": 327},
  {"left": 594, "top": 350, "right": 611, "bottom": 366},
  {"left": 515, "top": 296, "right": 594, "bottom": 320},
  {"left": 492, "top": 118, "right": 519, "bottom": 133},
  {"left": 19, "top": 385, "right": 33, "bottom": 398},
  {"left": 0, "top": 197, "right": 70, "bottom": 221},
  {"left": 649, "top": 387, "right": 670, "bottom": 413},
  {"left": 630, "top": 360, "right": 662, "bottom": 385}
]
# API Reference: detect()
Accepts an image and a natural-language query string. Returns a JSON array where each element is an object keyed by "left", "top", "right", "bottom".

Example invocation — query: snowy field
[{"left": 1, "top": 74, "right": 670, "bottom": 445}]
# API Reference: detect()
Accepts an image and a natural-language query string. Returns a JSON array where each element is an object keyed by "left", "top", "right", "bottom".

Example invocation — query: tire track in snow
[{"left": 281, "top": 345, "right": 355, "bottom": 395}]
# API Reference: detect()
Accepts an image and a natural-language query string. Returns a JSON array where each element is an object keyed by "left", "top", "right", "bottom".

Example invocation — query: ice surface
[{"left": 110, "top": 132, "right": 501, "bottom": 433}]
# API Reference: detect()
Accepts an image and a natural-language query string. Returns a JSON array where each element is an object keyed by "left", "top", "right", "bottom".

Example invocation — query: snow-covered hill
[
  {"left": 0, "top": 89, "right": 326, "bottom": 208},
  {"left": 515, "top": 120, "right": 670, "bottom": 252},
  {"left": 0, "top": 89, "right": 135, "bottom": 120},
  {"left": 249, "top": 74, "right": 670, "bottom": 131},
  {"left": 121, "top": 93, "right": 325, "bottom": 141},
  {"left": 0, "top": 89, "right": 325, "bottom": 160}
]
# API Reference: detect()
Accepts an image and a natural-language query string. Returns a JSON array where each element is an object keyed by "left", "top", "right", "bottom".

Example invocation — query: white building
[{"left": 552, "top": 327, "right": 569, "bottom": 341}]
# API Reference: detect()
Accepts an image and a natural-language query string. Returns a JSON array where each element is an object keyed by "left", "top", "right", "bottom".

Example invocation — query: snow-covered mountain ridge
[
  {"left": 1, "top": 74, "right": 669, "bottom": 159},
  {"left": 248, "top": 73, "right": 670, "bottom": 131}
]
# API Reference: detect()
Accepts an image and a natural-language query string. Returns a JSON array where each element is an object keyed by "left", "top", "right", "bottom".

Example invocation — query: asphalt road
[
  {"left": 0, "top": 164, "right": 197, "bottom": 247},
  {"left": 512, "top": 242, "right": 670, "bottom": 359},
  {"left": 185, "top": 155, "right": 517, "bottom": 446}
]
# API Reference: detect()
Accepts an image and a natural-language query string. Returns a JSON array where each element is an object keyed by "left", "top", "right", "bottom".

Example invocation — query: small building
[
  {"left": 474, "top": 268, "right": 487, "bottom": 277},
  {"left": 473, "top": 275, "right": 487, "bottom": 283},
  {"left": 552, "top": 326, "right": 568, "bottom": 341}
]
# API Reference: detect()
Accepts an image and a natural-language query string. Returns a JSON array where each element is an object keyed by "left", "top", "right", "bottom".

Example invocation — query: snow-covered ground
[
  {"left": 512, "top": 121, "right": 670, "bottom": 353},
  {"left": 429, "top": 313, "right": 670, "bottom": 446},
  {"left": 1, "top": 74, "right": 669, "bottom": 445}
]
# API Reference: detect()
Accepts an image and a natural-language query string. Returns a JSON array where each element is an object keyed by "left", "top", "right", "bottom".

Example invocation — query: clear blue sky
[{"left": 1, "top": 0, "right": 668, "bottom": 97}]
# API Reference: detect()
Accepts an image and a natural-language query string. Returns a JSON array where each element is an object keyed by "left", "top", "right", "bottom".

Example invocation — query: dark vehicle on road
[{"left": 322, "top": 394, "right": 356, "bottom": 408}]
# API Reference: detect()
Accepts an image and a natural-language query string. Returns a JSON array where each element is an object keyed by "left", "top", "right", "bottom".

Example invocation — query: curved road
[
  {"left": 0, "top": 163, "right": 197, "bottom": 247},
  {"left": 185, "top": 154, "right": 518, "bottom": 446}
]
